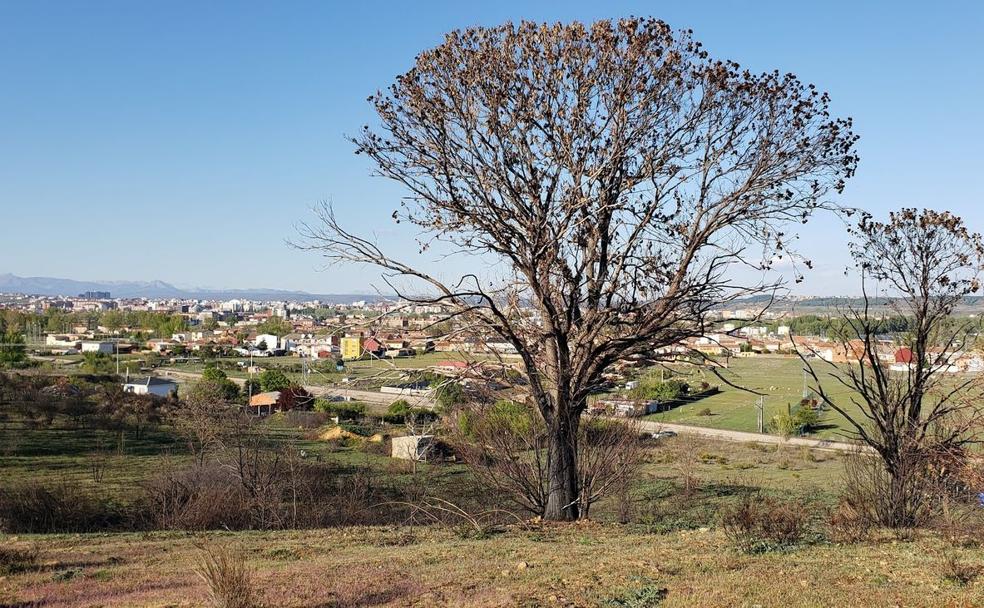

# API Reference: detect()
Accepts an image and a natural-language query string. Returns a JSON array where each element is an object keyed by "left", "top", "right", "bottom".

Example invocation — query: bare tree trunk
[{"left": 544, "top": 412, "right": 580, "bottom": 521}]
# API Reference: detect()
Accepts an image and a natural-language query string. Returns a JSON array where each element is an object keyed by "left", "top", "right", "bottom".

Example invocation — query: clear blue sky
[{"left": 2, "top": 1, "right": 982, "bottom": 295}]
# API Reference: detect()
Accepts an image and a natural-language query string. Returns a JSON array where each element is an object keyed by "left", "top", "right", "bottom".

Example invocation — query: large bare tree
[
  {"left": 802, "top": 209, "right": 984, "bottom": 527},
  {"left": 299, "top": 19, "right": 858, "bottom": 520}
]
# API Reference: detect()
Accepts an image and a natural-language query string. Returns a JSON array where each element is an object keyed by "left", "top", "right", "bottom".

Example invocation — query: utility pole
[{"left": 756, "top": 395, "right": 765, "bottom": 434}]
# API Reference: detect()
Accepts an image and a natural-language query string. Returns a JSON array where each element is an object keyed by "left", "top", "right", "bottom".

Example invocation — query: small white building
[
  {"left": 81, "top": 341, "right": 115, "bottom": 354},
  {"left": 122, "top": 376, "right": 178, "bottom": 398},
  {"left": 391, "top": 435, "right": 434, "bottom": 461},
  {"left": 253, "top": 333, "right": 280, "bottom": 350}
]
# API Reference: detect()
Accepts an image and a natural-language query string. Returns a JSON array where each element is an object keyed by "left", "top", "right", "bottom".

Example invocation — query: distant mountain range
[{"left": 0, "top": 273, "right": 390, "bottom": 303}]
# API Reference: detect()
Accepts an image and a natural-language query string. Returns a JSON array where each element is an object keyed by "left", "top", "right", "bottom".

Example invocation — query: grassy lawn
[
  {"left": 0, "top": 413, "right": 439, "bottom": 502},
  {"left": 642, "top": 356, "right": 865, "bottom": 439}
]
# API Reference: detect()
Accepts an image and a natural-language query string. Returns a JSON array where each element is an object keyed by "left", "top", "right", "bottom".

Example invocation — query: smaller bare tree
[
  {"left": 171, "top": 380, "right": 235, "bottom": 466},
  {"left": 801, "top": 209, "right": 984, "bottom": 528},
  {"left": 670, "top": 432, "right": 703, "bottom": 497}
]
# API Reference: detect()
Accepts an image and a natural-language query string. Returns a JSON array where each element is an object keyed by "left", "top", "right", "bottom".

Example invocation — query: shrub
[
  {"left": 938, "top": 550, "right": 980, "bottom": 586},
  {"left": 433, "top": 381, "right": 463, "bottom": 409},
  {"left": 195, "top": 543, "right": 256, "bottom": 608},
  {"left": 841, "top": 448, "right": 938, "bottom": 529},
  {"left": 451, "top": 403, "right": 643, "bottom": 518},
  {"left": 827, "top": 498, "right": 871, "bottom": 544},
  {"left": 140, "top": 466, "right": 252, "bottom": 531},
  {"left": 258, "top": 369, "right": 293, "bottom": 393},
  {"left": 384, "top": 399, "right": 412, "bottom": 423},
  {"left": 0, "top": 542, "right": 39, "bottom": 575},
  {"left": 770, "top": 405, "right": 822, "bottom": 438},
  {"left": 792, "top": 405, "right": 821, "bottom": 432},
  {"left": 628, "top": 376, "right": 688, "bottom": 402},
  {"left": 0, "top": 481, "right": 125, "bottom": 533},
  {"left": 602, "top": 577, "right": 668, "bottom": 607},
  {"left": 768, "top": 412, "right": 798, "bottom": 439},
  {"left": 720, "top": 494, "right": 810, "bottom": 553},
  {"left": 327, "top": 401, "right": 367, "bottom": 420}
]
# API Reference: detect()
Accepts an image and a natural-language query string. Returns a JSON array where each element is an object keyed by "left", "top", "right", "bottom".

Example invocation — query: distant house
[
  {"left": 248, "top": 387, "right": 310, "bottom": 415},
  {"left": 81, "top": 341, "right": 115, "bottom": 354},
  {"left": 122, "top": 376, "right": 178, "bottom": 398},
  {"left": 147, "top": 339, "right": 175, "bottom": 353},
  {"left": 46, "top": 334, "right": 81, "bottom": 349},
  {"left": 340, "top": 336, "right": 362, "bottom": 360},
  {"left": 249, "top": 391, "right": 283, "bottom": 415},
  {"left": 253, "top": 333, "right": 280, "bottom": 351},
  {"left": 589, "top": 398, "right": 659, "bottom": 417},
  {"left": 363, "top": 337, "right": 385, "bottom": 357},
  {"left": 434, "top": 360, "right": 469, "bottom": 371},
  {"left": 391, "top": 435, "right": 434, "bottom": 461},
  {"left": 894, "top": 347, "right": 914, "bottom": 364}
]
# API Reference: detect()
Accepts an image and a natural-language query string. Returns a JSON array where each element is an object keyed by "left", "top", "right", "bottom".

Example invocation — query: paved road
[{"left": 634, "top": 418, "right": 861, "bottom": 453}]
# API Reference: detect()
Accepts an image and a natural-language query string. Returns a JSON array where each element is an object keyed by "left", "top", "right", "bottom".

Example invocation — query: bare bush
[
  {"left": 0, "top": 542, "right": 39, "bottom": 575},
  {"left": 936, "top": 549, "right": 980, "bottom": 586},
  {"left": 400, "top": 496, "right": 526, "bottom": 539},
  {"left": 138, "top": 438, "right": 409, "bottom": 531},
  {"left": 140, "top": 463, "right": 251, "bottom": 531},
  {"left": 451, "top": 401, "right": 643, "bottom": 518},
  {"left": 827, "top": 498, "right": 872, "bottom": 544},
  {"left": 720, "top": 494, "right": 811, "bottom": 553},
  {"left": 195, "top": 543, "right": 255, "bottom": 608},
  {"left": 0, "top": 481, "right": 124, "bottom": 533},
  {"left": 840, "top": 448, "right": 938, "bottom": 531},
  {"left": 578, "top": 417, "right": 644, "bottom": 519},
  {"left": 669, "top": 434, "right": 702, "bottom": 497},
  {"left": 171, "top": 381, "right": 236, "bottom": 466}
]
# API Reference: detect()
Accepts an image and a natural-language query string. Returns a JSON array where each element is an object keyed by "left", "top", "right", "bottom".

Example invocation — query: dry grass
[
  {"left": 195, "top": 543, "right": 255, "bottom": 608},
  {"left": 937, "top": 549, "right": 981, "bottom": 587},
  {"left": 1, "top": 429, "right": 979, "bottom": 607},
  {"left": 2, "top": 525, "right": 983, "bottom": 607},
  {"left": 0, "top": 541, "right": 39, "bottom": 575}
]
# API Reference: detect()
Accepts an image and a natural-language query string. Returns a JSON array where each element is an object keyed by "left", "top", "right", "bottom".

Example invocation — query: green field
[
  {"left": 0, "top": 413, "right": 417, "bottom": 501},
  {"left": 642, "top": 356, "right": 862, "bottom": 438}
]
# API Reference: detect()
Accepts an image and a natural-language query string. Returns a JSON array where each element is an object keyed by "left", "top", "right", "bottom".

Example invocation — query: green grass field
[{"left": 642, "top": 356, "right": 863, "bottom": 438}]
